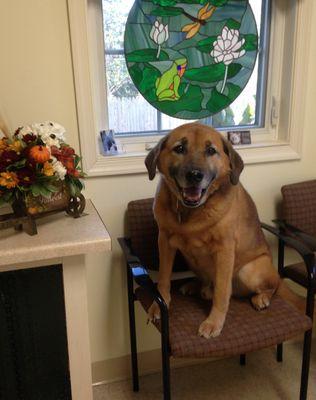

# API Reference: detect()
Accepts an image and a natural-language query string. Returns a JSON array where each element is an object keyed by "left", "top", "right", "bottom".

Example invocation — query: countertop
[{"left": 0, "top": 199, "right": 111, "bottom": 267}]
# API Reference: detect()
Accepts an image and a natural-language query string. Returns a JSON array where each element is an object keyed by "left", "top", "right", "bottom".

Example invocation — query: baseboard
[{"left": 92, "top": 349, "right": 219, "bottom": 385}]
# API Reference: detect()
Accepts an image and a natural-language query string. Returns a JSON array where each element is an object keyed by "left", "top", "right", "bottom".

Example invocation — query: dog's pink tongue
[{"left": 183, "top": 187, "right": 202, "bottom": 202}]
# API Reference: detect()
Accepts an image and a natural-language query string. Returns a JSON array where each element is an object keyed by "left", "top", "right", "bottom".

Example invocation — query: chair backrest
[
  {"left": 127, "top": 198, "right": 188, "bottom": 272},
  {"left": 281, "top": 179, "right": 316, "bottom": 236}
]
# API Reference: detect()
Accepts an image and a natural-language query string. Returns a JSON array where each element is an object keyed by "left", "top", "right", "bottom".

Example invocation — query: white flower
[
  {"left": 15, "top": 125, "right": 37, "bottom": 140},
  {"left": 150, "top": 20, "right": 169, "bottom": 45},
  {"left": 211, "top": 26, "right": 246, "bottom": 66},
  {"left": 41, "top": 135, "right": 61, "bottom": 148},
  {"left": 51, "top": 157, "right": 67, "bottom": 180},
  {"left": 32, "top": 121, "right": 66, "bottom": 142}
]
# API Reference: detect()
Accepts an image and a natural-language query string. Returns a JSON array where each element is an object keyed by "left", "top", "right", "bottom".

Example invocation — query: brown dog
[{"left": 145, "top": 122, "right": 289, "bottom": 339}]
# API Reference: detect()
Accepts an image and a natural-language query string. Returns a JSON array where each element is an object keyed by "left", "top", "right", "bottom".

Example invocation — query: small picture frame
[
  {"left": 100, "top": 130, "right": 119, "bottom": 155},
  {"left": 227, "top": 130, "right": 251, "bottom": 145}
]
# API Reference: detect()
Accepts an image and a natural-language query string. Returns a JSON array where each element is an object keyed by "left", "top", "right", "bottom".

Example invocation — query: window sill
[{"left": 85, "top": 139, "right": 301, "bottom": 177}]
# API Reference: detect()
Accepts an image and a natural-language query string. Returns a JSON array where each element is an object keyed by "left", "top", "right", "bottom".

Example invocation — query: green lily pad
[
  {"left": 152, "top": 84, "right": 203, "bottom": 115},
  {"left": 151, "top": 6, "right": 183, "bottom": 16},
  {"left": 129, "top": 64, "right": 143, "bottom": 87},
  {"left": 226, "top": 18, "right": 241, "bottom": 30},
  {"left": 139, "top": 66, "right": 160, "bottom": 94},
  {"left": 196, "top": 36, "right": 217, "bottom": 53},
  {"left": 206, "top": 83, "right": 242, "bottom": 114},
  {"left": 126, "top": 49, "right": 169, "bottom": 63},
  {"left": 242, "top": 34, "right": 258, "bottom": 51},
  {"left": 184, "top": 63, "right": 242, "bottom": 83}
]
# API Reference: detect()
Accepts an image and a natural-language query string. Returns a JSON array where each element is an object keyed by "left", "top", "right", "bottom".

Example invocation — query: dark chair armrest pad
[{"left": 273, "top": 219, "right": 316, "bottom": 251}]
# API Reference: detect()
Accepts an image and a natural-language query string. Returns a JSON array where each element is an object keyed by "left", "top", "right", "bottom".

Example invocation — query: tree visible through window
[{"left": 102, "top": 0, "right": 270, "bottom": 135}]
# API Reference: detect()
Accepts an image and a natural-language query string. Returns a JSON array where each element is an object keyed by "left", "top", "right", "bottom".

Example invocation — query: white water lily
[
  {"left": 150, "top": 20, "right": 169, "bottom": 58},
  {"left": 211, "top": 26, "right": 246, "bottom": 93}
]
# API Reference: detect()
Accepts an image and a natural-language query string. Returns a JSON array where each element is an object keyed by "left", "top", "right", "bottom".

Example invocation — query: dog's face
[{"left": 145, "top": 123, "right": 244, "bottom": 208}]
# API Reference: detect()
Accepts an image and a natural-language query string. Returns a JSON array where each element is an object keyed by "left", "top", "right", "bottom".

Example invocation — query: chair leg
[
  {"left": 161, "top": 308, "right": 171, "bottom": 400},
  {"left": 300, "top": 287, "right": 315, "bottom": 400},
  {"left": 277, "top": 343, "right": 283, "bottom": 362},
  {"left": 126, "top": 265, "right": 139, "bottom": 392},
  {"left": 240, "top": 354, "right": 246, "bottom": 366},
  {"left": 300, "top": 329, "right": 312, "bottom": 400}
]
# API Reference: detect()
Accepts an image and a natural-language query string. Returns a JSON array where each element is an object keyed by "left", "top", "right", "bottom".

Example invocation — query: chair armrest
[
  {"left": 273, "top": 219, "right": 316, "bottom": 251},
  {"left": 261, "top": 223, "right": 316, "bottom": 280},
  {"left": 117, "top": 237, "right": 168, "bottom": 314}
]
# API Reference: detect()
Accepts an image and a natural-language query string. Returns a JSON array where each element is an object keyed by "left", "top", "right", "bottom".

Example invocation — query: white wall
[{"left": 1, "top": 0, "right": 316, "bottom": 371}]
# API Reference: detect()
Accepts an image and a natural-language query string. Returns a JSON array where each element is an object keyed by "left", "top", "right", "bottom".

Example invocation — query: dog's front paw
[
  {"left": 251, "top": 293, "right": 271, "bottom": 311},
  {"left": 198, "top": 316, "right": 224, "bottom": 339},
  {"left": 148, "top": 301, "right": 161, "bottom": 322}
]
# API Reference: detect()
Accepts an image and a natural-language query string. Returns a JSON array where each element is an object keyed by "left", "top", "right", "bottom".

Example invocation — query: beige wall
[{"left": 1, "top": 0, "right": 316, "bottom": 379}]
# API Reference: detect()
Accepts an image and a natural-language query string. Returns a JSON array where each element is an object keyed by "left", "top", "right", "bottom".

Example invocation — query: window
[
  {"left": 103, "top": 0, "right": 270, "bottom": 136},
  {"left": 68, "top": 0, "right": 312, "bottom": 176}
]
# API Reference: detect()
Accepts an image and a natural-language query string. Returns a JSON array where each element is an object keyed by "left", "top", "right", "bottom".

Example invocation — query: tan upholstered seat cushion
[{"left": 136, "top": 287, "right": 312, "bottom": 358}]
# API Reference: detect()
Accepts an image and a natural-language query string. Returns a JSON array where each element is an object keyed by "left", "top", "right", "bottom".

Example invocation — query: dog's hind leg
[{"left": 236, "top": 255, "right": 280, "bottom": 311}]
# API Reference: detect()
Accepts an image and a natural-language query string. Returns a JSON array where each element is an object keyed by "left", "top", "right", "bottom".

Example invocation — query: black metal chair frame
[{"left": 118, "top": 222, "right": 315, "bottom": 400}]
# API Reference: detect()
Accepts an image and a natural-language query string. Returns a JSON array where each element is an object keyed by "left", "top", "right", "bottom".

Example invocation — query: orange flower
[
  {"left": 9, "top": 140, "right": 23, "bottom": 154},
  {"left": 0, "top": 138, "right": 8, "bottom": 154},
  {"left": 42, "top": 161, "right": 54, "bottom": 176},
  {"left": 0, "top": 172, "right": 19, "bottom": 189},
  {"left": 182, "top": 3, "right": 216, "bottom": 39}
]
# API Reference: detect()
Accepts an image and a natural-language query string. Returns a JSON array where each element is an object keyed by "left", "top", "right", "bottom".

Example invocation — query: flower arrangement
[{"left": 0, "top": 121, "right": 84, "bottom": 213}]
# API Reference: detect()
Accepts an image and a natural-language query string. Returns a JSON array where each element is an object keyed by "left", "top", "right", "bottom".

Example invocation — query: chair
[
  {"left": 118, "top": 198, "right": 313, "bottom": 400},
  {"left": 261, "top": 179, "right": 316, "bottom": 394}
]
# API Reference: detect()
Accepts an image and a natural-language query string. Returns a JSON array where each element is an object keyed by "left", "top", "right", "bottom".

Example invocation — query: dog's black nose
[{"left": 185, "top": 169, "right": 204, "bottom": 184}]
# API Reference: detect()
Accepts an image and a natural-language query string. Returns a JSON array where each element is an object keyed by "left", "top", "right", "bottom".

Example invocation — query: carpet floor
[{"left": 93, "top": 339, "right": 316, "bottom": 400}]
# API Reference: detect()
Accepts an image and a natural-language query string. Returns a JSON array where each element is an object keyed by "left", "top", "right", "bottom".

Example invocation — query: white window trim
[{"left": 68, "top": 0, "right": 313, "bottom": 177}]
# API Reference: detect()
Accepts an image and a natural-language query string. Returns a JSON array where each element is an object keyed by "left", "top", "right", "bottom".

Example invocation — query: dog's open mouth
[{"left": 182, "top": 187, "right": 206, "bottom": 207}]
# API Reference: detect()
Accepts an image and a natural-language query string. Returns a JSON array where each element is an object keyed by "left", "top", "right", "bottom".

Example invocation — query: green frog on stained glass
[{"left": 156, "top": 58, "right": 187, "bottom": 102}]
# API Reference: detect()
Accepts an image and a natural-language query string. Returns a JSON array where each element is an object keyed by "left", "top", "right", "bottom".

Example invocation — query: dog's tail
[{"left": 276, "top": 279, "right": 306, "bottom": 314}]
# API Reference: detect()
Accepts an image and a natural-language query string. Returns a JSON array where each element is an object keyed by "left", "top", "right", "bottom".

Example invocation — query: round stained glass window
[{"left": 124, "top": 0, "right": 258, "bottom": 120}]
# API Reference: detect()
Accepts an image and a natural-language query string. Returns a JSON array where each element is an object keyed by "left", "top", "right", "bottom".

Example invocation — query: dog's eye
[
  {"left": 206, "top": 147, "right": 216, "bottom": 156},
  {"left": 173, "top": 144, "right": 186, "bottom": 154}
]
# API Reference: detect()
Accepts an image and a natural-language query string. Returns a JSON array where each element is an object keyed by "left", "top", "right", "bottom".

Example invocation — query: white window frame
[{"left": 68, "top": 0, "right": 313, "bottom": 177}]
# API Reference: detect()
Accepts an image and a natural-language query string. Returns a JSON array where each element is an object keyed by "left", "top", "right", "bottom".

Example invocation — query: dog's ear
[
  {"left": 145, "top": 135, "right": 169, "bottom": 180},
  {"left": 221, "top": 137, "right": 244, "bottom": 185}
]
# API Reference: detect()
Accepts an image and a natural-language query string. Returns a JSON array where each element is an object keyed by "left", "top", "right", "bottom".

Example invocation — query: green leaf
[
  {"left": 139, "top": 66, "right": 160, "bottom": 95},
  {"left": 129, "top": 64, "right": 143, "bottom": 87},
  {"left": 151, "top": 6, "right": 183, "bottom": 16},
  {"left": 152, "top": 0, "right": 176, "bottom": 6},
  {"left": 242, "top": 34, "right": 258, "bottom": 51},
  {"left": 226, "top": 18, "right": 241, "bottom": 30},
  {"left": 0, "top": 192, "right": 13, "bottom": 206},
  {"left": 210, "top": 0, "right": 229, "bottom": 5},
  {"left": 153, "top": 84, "right": 203, "bottom": 116},
  {"left": 31, "top": 184, "right": 41, "bottom": 197},
  {"left": 10, "top": 159, "right": 27, "bottom": 169},
  {"left": 184, "top": 63, "right": 242, "bottom": 83},
  {"left": 126, "top": 49, "right": 169, "bottom": 63},
  {"left": 69, "top": 182, "right": 79, "bottom": 197},
  {"left": 39, "top": 186, "right": 52, "bottom": 199},
  {"left": 196, "top": 36, "right": 217, "bottom": 53},
  {"left": 206, "top": 83, "right": 242, "bottom": 114},
  {"left": 46, "top": 183, "right": 59, "bottom": 193}
]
